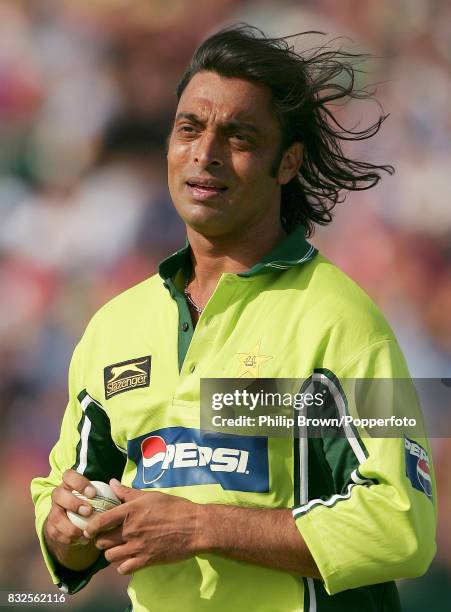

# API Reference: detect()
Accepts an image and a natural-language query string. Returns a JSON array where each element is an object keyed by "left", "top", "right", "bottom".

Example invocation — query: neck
[{"left": 186, "top": 214, "right": 286, "bottom": 292}]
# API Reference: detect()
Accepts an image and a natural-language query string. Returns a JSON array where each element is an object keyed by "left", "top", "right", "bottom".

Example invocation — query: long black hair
[{"left": 176, "top": 25, "right": 394, "bottom": 236}]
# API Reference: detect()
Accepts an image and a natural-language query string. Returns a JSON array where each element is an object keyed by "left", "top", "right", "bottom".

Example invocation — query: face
[{"left": 167, "top": 71, "right": 301, "bottom": 238}]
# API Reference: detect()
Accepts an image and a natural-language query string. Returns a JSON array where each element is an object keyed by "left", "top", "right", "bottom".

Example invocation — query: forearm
[
  {"left": 196, "top": 504, "right": 321, "bottom": 578},
  {"left": 44, "top": 518, "right": 101, "bottom": 572}
]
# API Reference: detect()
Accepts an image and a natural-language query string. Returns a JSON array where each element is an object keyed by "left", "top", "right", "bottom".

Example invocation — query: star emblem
[{"left": 236, "top": 340, "right": 272, "bottom": 378}]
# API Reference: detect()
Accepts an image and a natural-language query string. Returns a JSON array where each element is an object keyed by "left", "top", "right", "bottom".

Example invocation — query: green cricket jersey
[{"left": 31, "top": 225, "right": 436, "bottom": 611}]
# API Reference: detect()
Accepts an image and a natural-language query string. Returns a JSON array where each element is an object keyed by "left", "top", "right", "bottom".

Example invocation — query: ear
[{"left": 276, "top": 142, "right": 303, "bottom": 185}]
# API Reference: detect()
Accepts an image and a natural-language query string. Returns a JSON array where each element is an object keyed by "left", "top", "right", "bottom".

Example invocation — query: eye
[
  {"left": 231, "top": 133, "right": 247, "bottom": 141},
  {"left": 230, "top": 133, "right": 254, "bottom": 148},
  {"left": 176, "top": 123, "right": 200, "bottom": 138}
]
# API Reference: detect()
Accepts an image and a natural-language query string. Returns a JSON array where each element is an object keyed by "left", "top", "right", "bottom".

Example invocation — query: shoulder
[
  {"left": 82, "top": 272, "right": 164, "bottom": 338},
  {"left": 69, "top": 272, "right": 170, "bottom": 391},
  {"left": 303, "top": 253, "right": 393, "bottom": 334},
  {"left": 291, "top": 253, "right": 401, "bottom": 370}
]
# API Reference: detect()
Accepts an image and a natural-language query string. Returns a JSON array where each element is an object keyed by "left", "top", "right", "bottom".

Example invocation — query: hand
[
  {"left": 44, "top": 469, "right": 96, "bottom": 547},
  {"left": 85, "top": 479, "right": 201, "bottom": 575},
  {"left": 43, "top": 469, "right": 103, "bottom": 571}
]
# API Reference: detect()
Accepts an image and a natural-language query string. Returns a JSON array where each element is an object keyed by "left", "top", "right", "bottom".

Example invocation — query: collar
[{"left": 158, "top": 224, "right": 317, "bottom": 282}]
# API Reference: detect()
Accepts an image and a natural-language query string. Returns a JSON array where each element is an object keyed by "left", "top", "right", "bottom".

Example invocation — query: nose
[{"left": 193, "top": 131, "right": 223, "bottom": 169}]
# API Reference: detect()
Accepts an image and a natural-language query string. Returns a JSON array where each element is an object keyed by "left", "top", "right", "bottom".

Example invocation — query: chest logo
[
  {"left": 236, "top": 340, "right": 272, "bottom": 378},
  {"left": 128, "top": 427, "right": 269, "bottom": 492},
  {"left": 104, "top": 356, "right": 151, "bottom": 399}
]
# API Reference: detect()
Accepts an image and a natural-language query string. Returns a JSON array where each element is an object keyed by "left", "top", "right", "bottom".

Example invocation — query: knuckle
[
  {"left": 122, "top": 520, "right": 137, "bottom": 539},
  {"left": 47, "top": 522, "right": 66, "bottom": 544},
  {"left": 45, "top": 522, "right": 57, "bottom": 540},
  {"left": 45, "top": 510, "right": 58, "bottom": 532},
  {"left": 51, "top": 487, "right": 70, "bottom": 511},
  {"left": 62, "top": 468, "right": 73, "bottom": 481},
  {"left": 132, "top": 541, "right": 144, "bottom": 555},
  {"left": 63, "top": 468, "right": 87, "bottom": 491}
]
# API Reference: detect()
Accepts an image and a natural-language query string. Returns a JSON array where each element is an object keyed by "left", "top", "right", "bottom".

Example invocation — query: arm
[
  {"left": 30, "top": 341, "right": 127, "bottom": 593},
  {"left": 291, "top": 341, "right": 437, "bottom": 595},
  {"left": 198, "top": 503, "right": 320, "bottom": 577},
  {"left": 86, "top": 479, "right": 320, "bottom": 577}
]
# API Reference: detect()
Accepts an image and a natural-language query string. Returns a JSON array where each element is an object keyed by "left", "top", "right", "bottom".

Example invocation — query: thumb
[{"left": 109, "top": 478, "right": 138, "bottom": 502}]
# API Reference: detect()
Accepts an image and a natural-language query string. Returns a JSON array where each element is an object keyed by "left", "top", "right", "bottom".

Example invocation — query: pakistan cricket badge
[{"left": 236, "top": 340, "right": 272, "bottom": 378}]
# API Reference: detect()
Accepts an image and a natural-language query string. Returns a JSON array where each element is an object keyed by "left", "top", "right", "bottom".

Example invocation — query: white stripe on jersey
[
  {"left": 76, "top": 416, "right": 91, "bottom": 475},
  {"left": 306, "top": 577, "right": 317, "bottom": 612}
]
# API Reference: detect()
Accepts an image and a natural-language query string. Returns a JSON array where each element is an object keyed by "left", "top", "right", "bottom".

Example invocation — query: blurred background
[{"left": 0, "top": 0, "right": 450, "bottom": 610}]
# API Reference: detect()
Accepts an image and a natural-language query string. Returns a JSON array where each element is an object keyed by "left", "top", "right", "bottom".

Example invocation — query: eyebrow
[{"left": 174, "top": 112, "right": 262, "bottom": 135}]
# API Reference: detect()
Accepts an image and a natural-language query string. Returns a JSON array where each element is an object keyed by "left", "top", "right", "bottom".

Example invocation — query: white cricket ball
[{"left": 66, "top": 480, "right": 121, "bottom": 531}]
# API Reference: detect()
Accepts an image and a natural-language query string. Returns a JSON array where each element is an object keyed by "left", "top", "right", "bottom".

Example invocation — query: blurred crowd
[{"left": 0, "top": 0, "right": 450, "bottom": 610}]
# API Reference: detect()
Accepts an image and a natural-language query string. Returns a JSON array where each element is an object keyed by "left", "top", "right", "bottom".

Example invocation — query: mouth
[{"left": 186, "top": 178, "right": 228, "bottom": 200}]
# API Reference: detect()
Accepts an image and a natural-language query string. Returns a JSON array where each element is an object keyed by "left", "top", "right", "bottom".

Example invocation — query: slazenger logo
[
  {"left": 104, "top": 356, "right": 151, "bottom": 399},
  {"left": 404, "top": 436, "right": 433, "bottom": 500},
  {"left": 128, "top": 427, "right": 269, "bottom": 492},
  {"left": 141, "top": 435, "right": 249, "bottom": 485}
]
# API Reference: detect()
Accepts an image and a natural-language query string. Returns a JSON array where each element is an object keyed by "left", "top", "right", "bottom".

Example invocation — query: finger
[
  {"left": 95, "top": 527, "right": 124, "bottom": 551},
  {"left": 45, "top": 515, "right": 73, "bottom": 546},
  {"left": 104, "top": 543, "right": 136, "bottom": 564},
  {"left": 45, "top": 507, "right": 86, "bottom": 544},
  {"left": 118, "top": 556, "right": 144, "bottom": 575},
  {"left": 50, "top": 528, "right": 84, "bottom": 546},
  {"left": 84, "top": 504, "right": 126, "bottom": 538},
  {"left": 52, "top": 487, "right": 93, "bottom": 516},
  {"left": 62, "top": 469, "right": 96, "bottom": 497},
  {"left": 49, "top": 526, "right": 90, "bottom": 546},
  {"left": 109, "top": 479, "right": 141, "bottom": 503},
  {"left": 47, "top": 527, "right": 72, "bottom": 546}
]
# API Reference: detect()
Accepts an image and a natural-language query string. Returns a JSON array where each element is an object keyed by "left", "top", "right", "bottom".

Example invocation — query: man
[{"left": 31, "top": 26, "right": 436, "bottom": 611}]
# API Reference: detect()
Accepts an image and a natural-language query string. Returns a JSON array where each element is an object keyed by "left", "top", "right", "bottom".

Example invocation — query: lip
[{"left": 185, "top": 177, "right": 229, "bottom": 201}]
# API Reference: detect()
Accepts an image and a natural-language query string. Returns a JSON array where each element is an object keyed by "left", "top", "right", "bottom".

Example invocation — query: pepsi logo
[
  {"left": 417, "top": 457, "right": 433, "bottom": 498},
  {"left": 404, "top": 436, "right": 433, "bottom": 501},
  {"left": 128, "top": 427, "right": 270, "bottom": 492},
  {"left": 141, "top": 436, "right": 168, "bottom": 484}
]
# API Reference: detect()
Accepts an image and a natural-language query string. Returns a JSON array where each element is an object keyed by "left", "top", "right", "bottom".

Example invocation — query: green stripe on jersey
[{"left": 72, "top": 391, "right": 126, "bottom": 482}]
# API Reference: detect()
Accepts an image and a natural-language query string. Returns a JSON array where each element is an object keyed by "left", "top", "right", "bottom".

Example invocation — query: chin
[
  {"left": 187, "top": 221, "right": 229, "bottom": 237},
  {"left": 185, "top": 214, "right": 238, "bottom": 238},
  {"left": 177, "top": 204, "right": 224, "bottom": 230}
]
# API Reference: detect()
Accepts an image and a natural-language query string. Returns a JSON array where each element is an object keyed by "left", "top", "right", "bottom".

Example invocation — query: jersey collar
[
  {"left": 239, "top": 224, "right": 317, "bottom": 277},
  {"left": 158, "top": 224, "right": 317, "bottom": 281}
]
